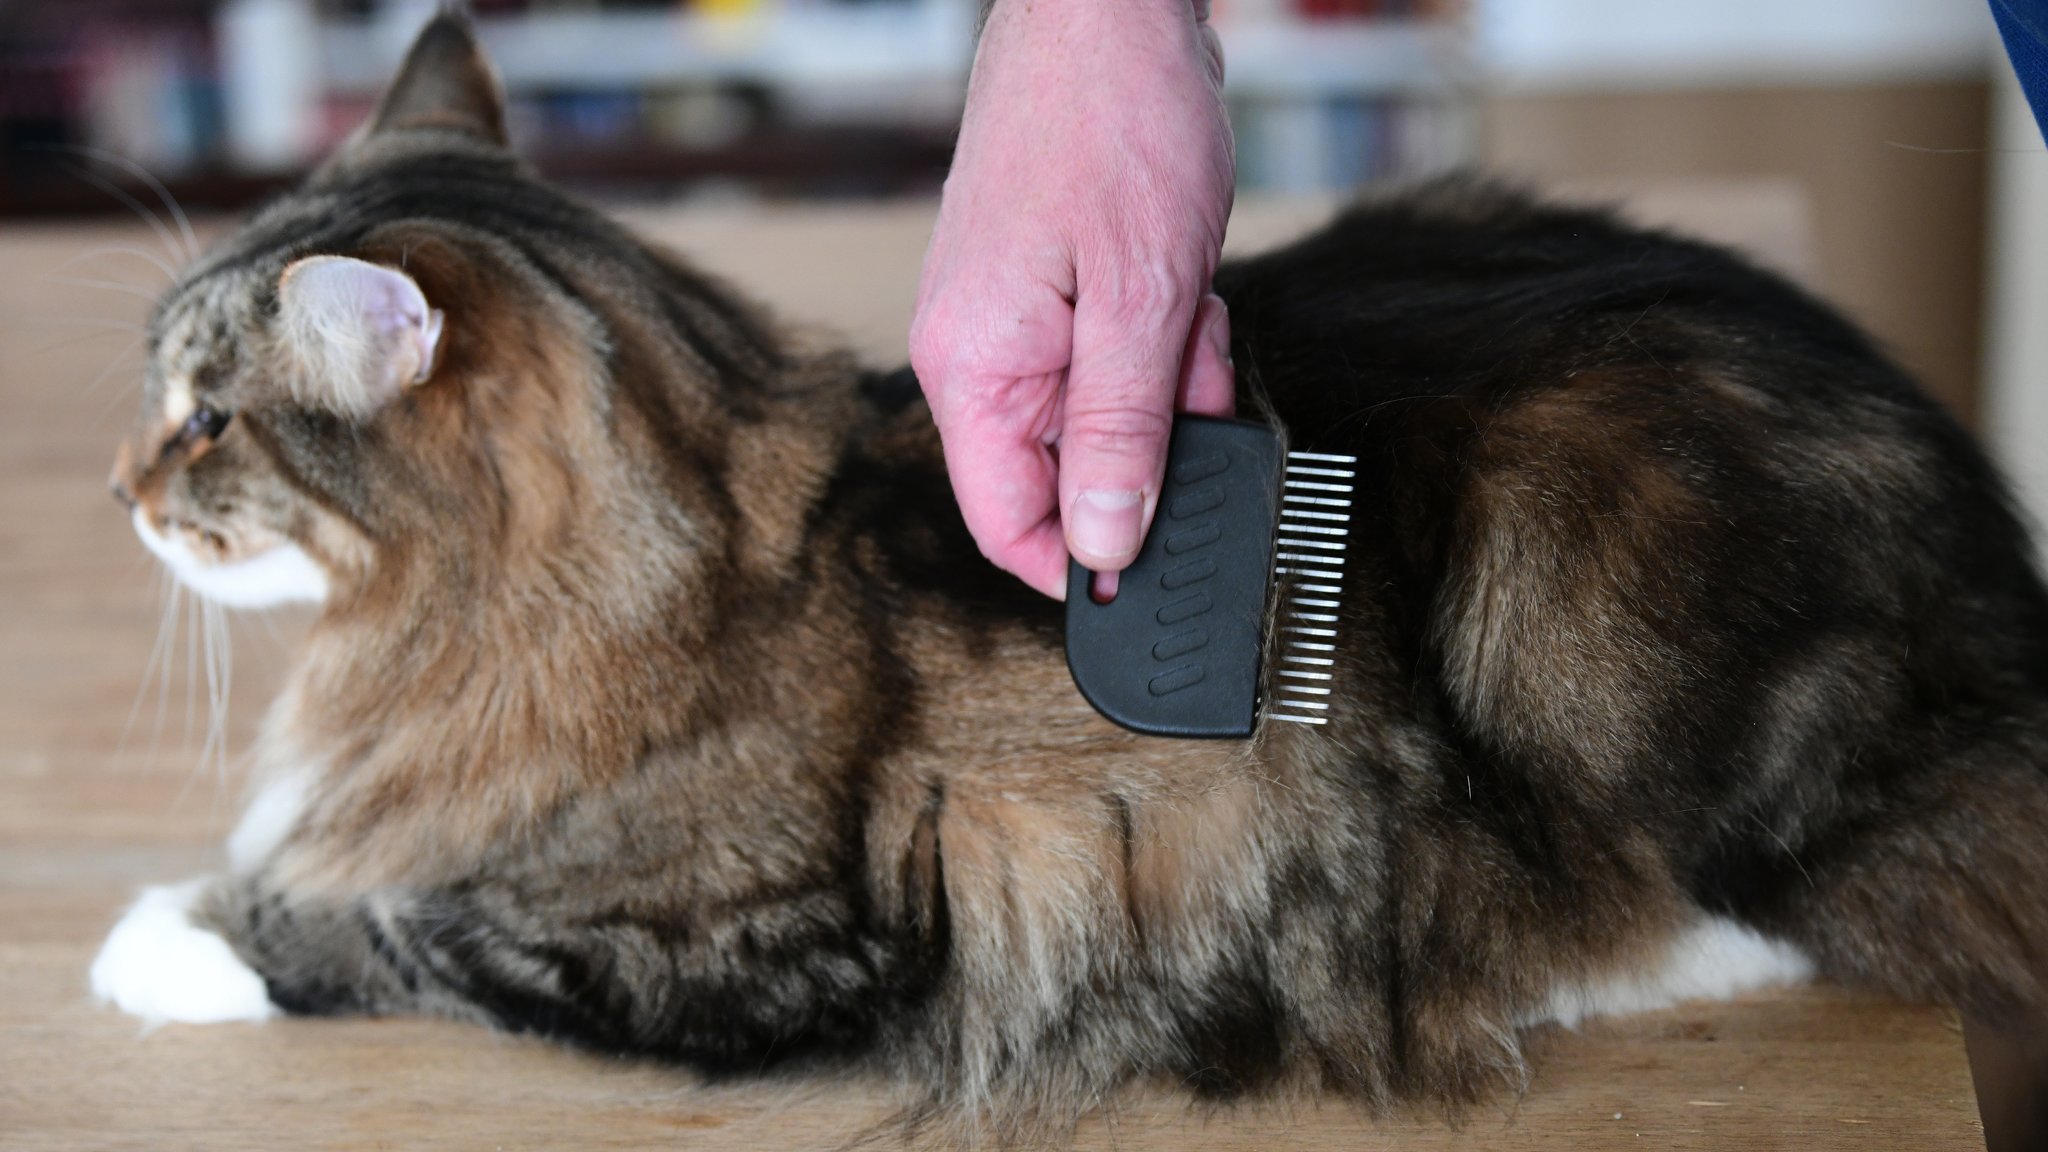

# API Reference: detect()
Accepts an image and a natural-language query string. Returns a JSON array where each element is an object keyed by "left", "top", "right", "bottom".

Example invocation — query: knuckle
[
  {"left": 1063, "top": 405, "right": 1173, "bottom": 461},
  {"left": 1095, "top": 258, "right": 1191, "bottom": 332}
]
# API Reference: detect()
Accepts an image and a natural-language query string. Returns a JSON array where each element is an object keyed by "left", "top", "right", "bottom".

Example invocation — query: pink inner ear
[
  {"left": 279, "top": 256, "right": 445, "bottom": 408},
  {"left": 347, "top": 266, "right": 442, "bottom": 384}
]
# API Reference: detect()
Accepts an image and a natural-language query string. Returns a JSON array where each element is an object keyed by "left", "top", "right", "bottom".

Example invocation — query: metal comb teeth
[{"left": 1267, "top": 449, "right": 1358, "bottom": 727}]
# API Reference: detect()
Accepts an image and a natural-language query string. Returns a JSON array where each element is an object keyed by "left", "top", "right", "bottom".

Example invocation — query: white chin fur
[
  {"left": 1527, "top": 915, "right": 1814, "bottom": 1029},
  {"left": 91, "top": 881, "right": 276, "bottom": 1026},
  {"left": 132, "top": 509, "right": 328, "bottom": 608}
]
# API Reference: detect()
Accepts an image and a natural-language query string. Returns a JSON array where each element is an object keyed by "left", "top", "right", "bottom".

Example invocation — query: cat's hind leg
[{"left": 1727, "top": 722, "right": 2048, "bottom": 1018}]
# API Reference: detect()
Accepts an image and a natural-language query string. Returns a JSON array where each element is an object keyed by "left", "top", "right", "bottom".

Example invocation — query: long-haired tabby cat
[{"left": 93, "top": 11, "right": 2048, "bottom": 1139}]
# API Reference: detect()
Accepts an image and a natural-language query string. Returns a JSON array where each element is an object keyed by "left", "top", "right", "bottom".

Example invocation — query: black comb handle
[{"left": 1064, "top": 418, "right": 1281, "bottom": 738}]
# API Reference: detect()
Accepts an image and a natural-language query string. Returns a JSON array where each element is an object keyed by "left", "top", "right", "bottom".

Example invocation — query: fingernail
[{"left": 1070, "top": 489, "right": 1145, "bottom": 565}]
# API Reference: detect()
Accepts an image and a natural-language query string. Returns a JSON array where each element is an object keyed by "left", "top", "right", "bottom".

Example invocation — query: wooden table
[{"left": 0, "top": 214, "right": 1983, "bottom": 1150}]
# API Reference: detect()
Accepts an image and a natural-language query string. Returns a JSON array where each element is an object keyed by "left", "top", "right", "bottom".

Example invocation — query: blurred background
[
  {"left": 0, "top": 0, "right": 2011, "bottom": 421},
  {"left": 0, "top": 0, "right": 1472, "bottom": 205}
]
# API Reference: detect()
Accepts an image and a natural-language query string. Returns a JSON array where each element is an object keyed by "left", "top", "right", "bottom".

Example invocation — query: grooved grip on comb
[{"left": 1064, "top": 418, "right": 1282, "bottom": 738}]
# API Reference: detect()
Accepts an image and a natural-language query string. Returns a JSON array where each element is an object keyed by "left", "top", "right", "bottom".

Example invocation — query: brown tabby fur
[{"left": 105, "top": 13, "right": 2048, "bottom": 1143}]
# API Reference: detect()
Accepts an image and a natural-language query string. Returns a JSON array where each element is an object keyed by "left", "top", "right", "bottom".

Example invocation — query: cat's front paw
[{"left": 91, "top": 880, "right": 276, "bottom": 1026}]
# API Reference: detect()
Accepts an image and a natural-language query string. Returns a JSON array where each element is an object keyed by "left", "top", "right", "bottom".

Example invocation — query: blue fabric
[{"left": 1994, "top": 0, "right": 2048, "bottom": 142}]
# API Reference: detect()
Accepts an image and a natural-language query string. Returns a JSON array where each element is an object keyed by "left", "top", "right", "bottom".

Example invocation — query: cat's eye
[{"left": 179, "top": 404, "right": 232, "bottom": 445}]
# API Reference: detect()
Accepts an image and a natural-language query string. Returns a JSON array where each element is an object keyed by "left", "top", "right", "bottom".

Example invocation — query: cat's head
[{"left": 108, "top": 14, "right": 781, "bottom": 613}]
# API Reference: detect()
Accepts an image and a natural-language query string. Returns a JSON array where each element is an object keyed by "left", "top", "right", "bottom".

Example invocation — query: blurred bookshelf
[{"left": 0, "top": 0, "right": 1474, "bottom": 219}]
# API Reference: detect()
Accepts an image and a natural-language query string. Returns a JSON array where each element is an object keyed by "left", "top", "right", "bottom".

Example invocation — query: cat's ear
[
  {"left": 277, "top": 256, "right": 445, "bottom": 416},
  {"left": 367, "top": 11, "right": 508, "bottom": 146}
]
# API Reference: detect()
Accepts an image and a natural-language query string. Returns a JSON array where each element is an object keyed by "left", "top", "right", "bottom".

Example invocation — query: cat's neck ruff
[{"left": 256, "top": 399, "right": 881, "bottom": 892}]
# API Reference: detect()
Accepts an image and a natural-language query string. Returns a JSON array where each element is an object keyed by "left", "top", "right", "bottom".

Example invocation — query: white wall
[{"left": 1475, "top": 0, "right": 1995, "bottom": 91}]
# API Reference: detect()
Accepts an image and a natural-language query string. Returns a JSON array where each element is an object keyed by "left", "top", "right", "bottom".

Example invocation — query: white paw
[{"left": 91, "top": 880, "right": 276, "bottom": 1026}]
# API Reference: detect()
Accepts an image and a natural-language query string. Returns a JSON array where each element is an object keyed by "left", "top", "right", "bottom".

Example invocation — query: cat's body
[{"left": 94, "top": 15, "right": 2048, "bottom": 1137}]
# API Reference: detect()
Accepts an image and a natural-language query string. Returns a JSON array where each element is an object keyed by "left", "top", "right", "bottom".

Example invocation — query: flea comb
[{"left": 1064, "top": 417, "right": 1357, "bottom": 738}]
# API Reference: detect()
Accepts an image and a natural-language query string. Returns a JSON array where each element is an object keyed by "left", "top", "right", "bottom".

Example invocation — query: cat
[{"left": 93, "top": 10, "right": 2048, "bottom": 1140}]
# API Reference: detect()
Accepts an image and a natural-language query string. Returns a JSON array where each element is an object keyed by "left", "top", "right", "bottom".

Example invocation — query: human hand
[{"left": 910, "top": 0, "right": 1236, "bottom": 599}]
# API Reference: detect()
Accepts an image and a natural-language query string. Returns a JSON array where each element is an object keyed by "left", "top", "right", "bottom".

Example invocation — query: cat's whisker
[
  {"left": 197, "top": 598, "right": 233, "bottom": 787},
  {"left": 31, "top": 315, "right": 147, "bottom": 334},
  {"left": 251, "top": 607, "right": 290, "bottom": 650},
  {"left": 45, "top": 246, "right": 178, "bottom": 286},
  {"left": 214, "top": 603, "right": 233, "bottom": 780},
  {"left": 146, "top": 581, "right": 182, "bottom": 773},
  {"left": 197, "top": 598, "right": 216, "bottom": 777},
  {"left": 183, "top": 589, "right": 199, "bottom": 753},
  {"left": 86, "top": 342, "right": 149, "bottom": 431},
  {"left": 64, "top": 245, "right": 178, "bottom": 286},
  {"left": 30, "top": 322, "right": 149, "bottom": 369},
  {"left": 118, "top": 564, "right": 180, "bottom": 761},
  {"left": 84, "top": 339, "right": 146, "bottom": 397},
  {"left": 170, "top": 590, "right": 209, "bottom": 809},
  {"left": 41, "top": 143, "right": 201, "bottom": 261},
  {"left": 56, "top": 159, "right": 189, "bottom": 272},
  {"left": 40, "top": 273, "right": 163, "bottom": 304}
]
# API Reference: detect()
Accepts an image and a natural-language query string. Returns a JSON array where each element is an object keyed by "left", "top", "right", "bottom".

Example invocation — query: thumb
[{"left": 1058, "top": 286, "right": 1200, "bottom": 572}]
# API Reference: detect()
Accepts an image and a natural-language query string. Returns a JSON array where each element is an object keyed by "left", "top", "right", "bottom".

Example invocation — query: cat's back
[
  {"left": 1216, "top": 178, "right": 2032, "bottom": 615},
  {"left": 1215, "top": 178, "right": 1917, "bottom": 425}
]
